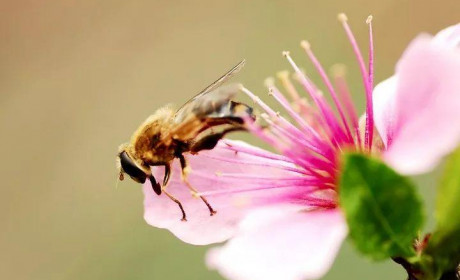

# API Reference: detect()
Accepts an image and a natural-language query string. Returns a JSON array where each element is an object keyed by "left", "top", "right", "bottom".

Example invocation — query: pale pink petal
[
  {"left": 143, "top": 140, "right": 305, "bottom": 245},
  {"left": 432, "top": 23, "right": 460, "bottom": 48},
  {"left": 373, "top": 31, "right": 460, "bottom": 174},
  {"left": 372, "top": 76, "right": 397, "bottom": 147},
  {"left": 206, "top": 206, "right": 347, "bottom": 280}
]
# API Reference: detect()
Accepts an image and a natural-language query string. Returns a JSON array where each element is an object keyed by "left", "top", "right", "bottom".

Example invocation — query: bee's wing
[
  {"left": 174, "top": 59, "right": 245, "bottom": 122},
  {"left": 196, "top": 59, "right": 245, "bottom": 97},
  {"left": 174, "top": 84, "right": 243, "bottom": 123}
]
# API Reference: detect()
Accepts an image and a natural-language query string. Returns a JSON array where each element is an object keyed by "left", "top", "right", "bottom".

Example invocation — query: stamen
[
  {"left": 240, "top": 86, "right": 324, "bottom": 148},
  {"left": 262, "top": 116, "right": 326, "bottom": 162},
  {"left": 245, "top": 115, "right": 336, "bottom": 179},
  {"left": 331, "top": 64, "right": 362, "bottom": 148},
  {"left": 279, "top": 72, "right": 328, "bottom": 137},
  {"left": 277, "top": 71, "right": 301, "bottom": 102},
  {"left": 367, "top": 15, "right": 374, "bottom": 93},
  {"left": 338, "top": 13, "right": 374, "bottom": 150},
  {"left": 265, "top": 88, "right": 337, "bottom": 159},
  {"left": 264, "top": 77, "right": 276, "bottom": 88},
  {"left": 283, "top": 51, "right": 319, "bottom": 99},
  {"left": 243, "top": 114, "right": 305, "bottom": 156},
  {"left": 240, "top": 85, "right": 283, "bottom": 120},
  {"left": 283, "top": 51, "right": 348, "bottom": 146},
  {"left": 267, "top": 85, "right": 323, "bottom": 142},
  {"left": 280, "top": 147, "right": 336, "bottom": 180},
  {"left": 301, "top": 40, "right": 354, "bottom": 143},
  {"left": 221, "top": 140, "right": 293, "bottom": 162},
  {"left": 261, "top": 113, "right": 322, "bottom": 157},
  {"left": 261, "top": 112, "right": 334, "bottom": 160},
  {"left": 292, "top": 70, "right": 319, "bottom": 93}
]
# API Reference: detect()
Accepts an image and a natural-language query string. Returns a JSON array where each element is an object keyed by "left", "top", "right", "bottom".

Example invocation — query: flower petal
[
  {"left": 143, "top": 140, "right": 305, "bottom": 245},
  {"left": 432, "top": 23, "right": 460, "bottom": 48},
  {"left": 374, "top": 26, "right": 460, "bottom": 174},
  {"left": 206, "top": 206, "right": 347, "bottom": 280},
  {"left": 372, "top": 76, "right": 397, "bottom": 147}
]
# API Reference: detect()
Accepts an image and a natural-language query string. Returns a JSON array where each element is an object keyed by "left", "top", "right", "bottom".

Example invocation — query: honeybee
[{"left": 116, "top": 60, "right": 254, "bottom": 221}]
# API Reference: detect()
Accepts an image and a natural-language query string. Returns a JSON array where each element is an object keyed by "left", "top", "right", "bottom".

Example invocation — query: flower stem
[
  {"left": 439, "top": 269, "right": 460, "bottom": 280},
  {"left": 392, "top": 256, "right": 459, "bottom": 280}
]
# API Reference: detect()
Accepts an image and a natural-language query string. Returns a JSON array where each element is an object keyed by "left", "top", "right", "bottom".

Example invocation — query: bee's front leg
[
  {"left": 150, "top": 166, "right": 187, "bottom": 221},
  {"left": 148, "top": 174, "right": 162, "bottom": 195},
  {"left": 178, "top": 154, "right": 216, "bottom": 216}
]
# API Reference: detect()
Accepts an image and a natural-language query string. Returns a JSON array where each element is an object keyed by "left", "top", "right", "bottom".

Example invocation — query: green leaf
[
  {"left": 434, "top": 148, "right": 460, "bottom": 239},
  {"left": 425, "top": 148, "right": 460, "bottom": 273},
  {"left": 339, "top": 153, "right": 424, "bottom": 260}
]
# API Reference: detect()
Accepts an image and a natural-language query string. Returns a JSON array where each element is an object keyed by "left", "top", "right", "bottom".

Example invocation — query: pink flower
[{"left": 143, "top": 15, "right": 460, "bottom": 280}]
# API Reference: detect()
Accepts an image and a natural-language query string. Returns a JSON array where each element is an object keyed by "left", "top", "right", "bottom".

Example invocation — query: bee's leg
[
  {"left": 163, "top": 189, "right": 187, "bottom": 222},
  {"left": 178, "top": 154, "right": 217, "bottom": 216},
  {"left": 148, "top": 175, "right": 162, "bottom": 195},
  {"left": 151, "top": 171, "right": 186, "bottom": 221},
  {"left": 190, "top": 127, "right": 243, "bottom": 154},
  {"left": 162, "top": 163, "right": 171, "bottom": 186}
]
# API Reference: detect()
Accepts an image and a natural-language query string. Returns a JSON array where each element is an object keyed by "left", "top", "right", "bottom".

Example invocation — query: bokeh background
[{"left": 1, "top": 0, "right": 458, "bottom": 279}]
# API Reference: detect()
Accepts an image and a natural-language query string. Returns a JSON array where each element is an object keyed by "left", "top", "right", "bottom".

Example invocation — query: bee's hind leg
[
  {"left": 163, "top": 190, "right": 187, "bottom": 222},
  {"left": 178, "top": 154, "right": 217, "bottom": 216}
]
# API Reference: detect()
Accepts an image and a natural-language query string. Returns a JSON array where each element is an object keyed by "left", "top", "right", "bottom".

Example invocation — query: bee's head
[{"left": 116, "top": 146, "right": 150, "bottom": 184}]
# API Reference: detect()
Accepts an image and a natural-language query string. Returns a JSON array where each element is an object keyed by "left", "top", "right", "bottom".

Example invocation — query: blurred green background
[{"left": 1, "top": 0, "right": 458, "bottom": 279}]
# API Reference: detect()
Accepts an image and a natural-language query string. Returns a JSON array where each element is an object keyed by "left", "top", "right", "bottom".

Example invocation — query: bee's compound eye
[{"left": 119, "top": 151, "right": 147, "bottom": 183}]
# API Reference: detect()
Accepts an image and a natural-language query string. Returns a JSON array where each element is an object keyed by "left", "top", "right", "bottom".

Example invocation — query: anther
[
  {"left": 366, "top": 15, "right": 373, "bottom": 24},
  {"left": 260, "top": 112, "right": 270, "bottom": 120},
  {"left": 338, "top": 13, "right": 348, "bottom": 22},
  {"left": 264, "top": 77, "right": 275, "bottom": 88},
  {"left": 292, "top": 71, "right": 302, "bottom": 82},
  {"left": 330, "top": 64, "right": 347, "bottom": 78},
  {"left": 300, "top": 40, "right": 311, "bottom": 50},
  {"left": 277, "top": 70, "right": 301, "bottom": 102},
  {"left": 282, "top": 51, "right": 290, "bottom": 57},
  {"left": 276, "top": 70, "right": 289, "bottom": 80}
]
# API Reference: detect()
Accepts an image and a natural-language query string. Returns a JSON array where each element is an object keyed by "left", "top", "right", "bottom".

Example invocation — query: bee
[{"left": 116, "top": 60, "right": 254, "bottom": 221}]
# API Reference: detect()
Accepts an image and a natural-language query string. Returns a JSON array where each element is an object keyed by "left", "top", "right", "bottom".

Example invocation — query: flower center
[{"left": 237, "top": 14, "right": 380, "bottom": 196}]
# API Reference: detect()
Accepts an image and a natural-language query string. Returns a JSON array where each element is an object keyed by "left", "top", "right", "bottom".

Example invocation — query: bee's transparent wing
[
  {"left": 174, "top": 84, "right": 242, "bottom": 123},
  {"left": 196, "top": 59, "right": 245, "bottom": 97},
  {"left": 174, "top": 60, "right": 245, "bottom": 122}
]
